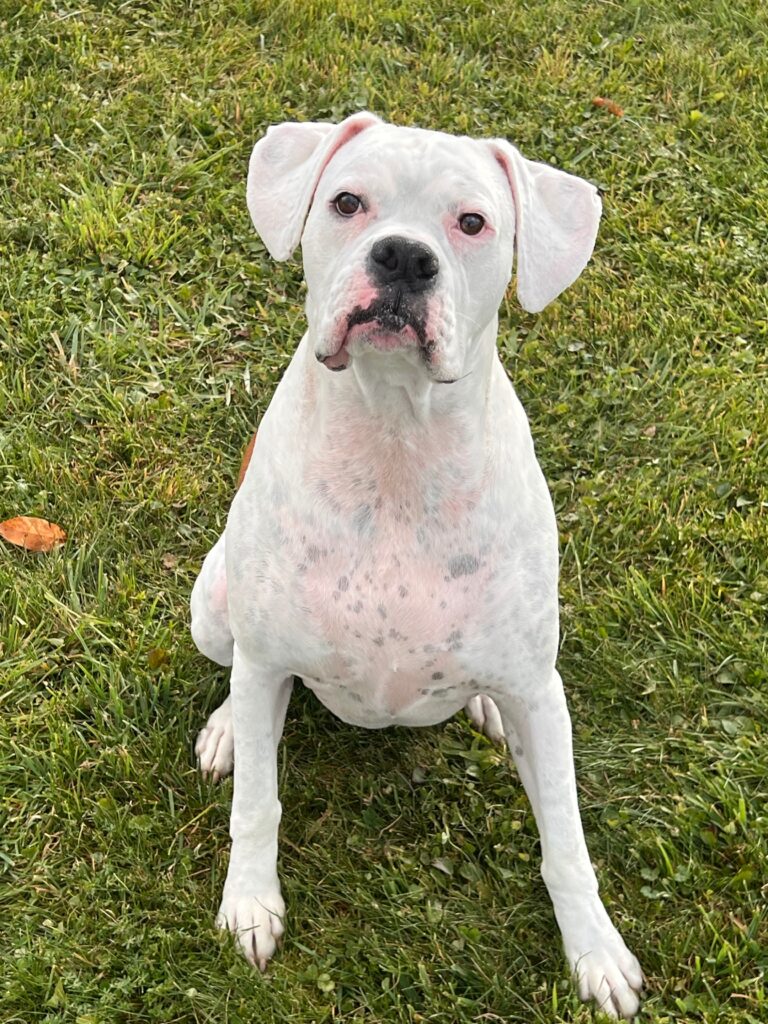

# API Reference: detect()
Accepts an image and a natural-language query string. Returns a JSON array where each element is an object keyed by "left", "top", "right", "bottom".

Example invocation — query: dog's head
[{"left": 247, "top": 112, "right": 601, "bottom": 382}]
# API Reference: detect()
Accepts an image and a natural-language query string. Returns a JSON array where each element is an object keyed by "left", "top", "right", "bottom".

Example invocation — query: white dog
[{"left": 190, "top": 112, "right": 643, "bottom": 1019}]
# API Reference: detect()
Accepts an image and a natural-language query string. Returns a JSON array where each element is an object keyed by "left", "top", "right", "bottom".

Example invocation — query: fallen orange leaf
[
  {"left": 0, "top": 515, "right": 66, "bottom": 552},
  {"left": 592, "top": 96, "right": 624, "bottom": 117}
]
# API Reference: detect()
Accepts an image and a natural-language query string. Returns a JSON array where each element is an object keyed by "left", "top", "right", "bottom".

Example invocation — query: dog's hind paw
[
  {"left": 465, "top": 694, "right": 506, "bottom": 744},
  {"left": 195, "top": 696, "right": 234, "bottom": 781}
]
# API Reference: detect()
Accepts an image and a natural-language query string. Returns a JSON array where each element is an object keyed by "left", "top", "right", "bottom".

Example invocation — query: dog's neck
[
  {"left": 305, "top": 317, "right": 497, "bottom": 423},
  {"left": 299, "top": 318, "right": 499, "bottom": 506}
]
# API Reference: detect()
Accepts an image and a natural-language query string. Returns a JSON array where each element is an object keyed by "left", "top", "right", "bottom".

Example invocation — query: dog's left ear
[
  {"left": 490, "top": 141, "right": 602, "bottom": 313},
  {"left": 247, "top": 111, "right": 381, "bottom": 261}
]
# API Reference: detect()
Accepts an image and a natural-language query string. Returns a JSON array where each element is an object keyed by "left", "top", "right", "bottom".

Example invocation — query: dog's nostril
[
  {"left": 417, "top": 253, "right": 439, "bottom": 280},
  {"left": 383, "top": 248, "right": 398, "bottom": 271},
  {"left": 372, "top": 241, "right": 399, "bottom": 271}
]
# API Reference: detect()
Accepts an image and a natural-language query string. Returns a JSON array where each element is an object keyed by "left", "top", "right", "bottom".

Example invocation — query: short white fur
[{"left": 192, "top": 113, "right": 642, "bottom": 1018}]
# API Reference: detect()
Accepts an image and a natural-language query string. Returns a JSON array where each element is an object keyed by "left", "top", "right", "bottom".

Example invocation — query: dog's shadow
[
  {"left": 194, "top": 671, "right": 553, "bottom": 996},
  {"left": 199, "top": 672, "right": 508, "bottom": 846}
]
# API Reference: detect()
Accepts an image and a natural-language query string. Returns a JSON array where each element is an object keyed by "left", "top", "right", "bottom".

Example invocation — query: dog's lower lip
[
  {"left": 346, "top": 298, "right": 427, "bottom": 347},
  {"left": 344, "top": 320, "right": 421, "bottom": 356},
  {"left": 317, "top": 347, "right": 350, "bottom": 370}
]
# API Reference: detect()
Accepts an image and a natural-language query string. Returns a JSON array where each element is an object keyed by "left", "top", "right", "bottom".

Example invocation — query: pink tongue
[{"left": 324, "top": 347, "right": 350, "bottom": 370}]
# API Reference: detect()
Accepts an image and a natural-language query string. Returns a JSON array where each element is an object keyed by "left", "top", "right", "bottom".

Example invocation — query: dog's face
[
  {"left": 300, "top": 125, "right": 516, "bottom": 383},
  {"left": 247, "top": 113, "right": 602, "bottom": 383}
]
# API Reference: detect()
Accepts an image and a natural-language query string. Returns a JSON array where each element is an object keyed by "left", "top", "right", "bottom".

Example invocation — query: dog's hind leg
[
  {"left": 191, "top": 532, "right": 234, "bottom": 666},
  {"left": 191, "top": 533, "right": 235, "bottom": 779}
]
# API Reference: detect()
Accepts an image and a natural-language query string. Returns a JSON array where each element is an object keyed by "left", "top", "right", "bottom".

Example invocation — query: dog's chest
[
  {"left": 236, "top": 468, "right": 502, "bottom": 727},
  {"left": 227, "top": 389, "right": 553, "bottom": 728},
  {"left": 293, "top": 524, "right": 494, "bottom": 725}
]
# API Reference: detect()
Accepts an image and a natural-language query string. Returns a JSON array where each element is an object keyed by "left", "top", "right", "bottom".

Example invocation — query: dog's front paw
[
  {"left": 217, "top": 884, "right": 285, "bottom": 971},
  {"left": 566, "top": 924, "right": 643, "bottom": 1020}
]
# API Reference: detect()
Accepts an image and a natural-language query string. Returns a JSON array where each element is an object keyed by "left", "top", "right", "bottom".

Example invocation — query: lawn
[{"left": 1, "top": 1, "right": 766, "bottom": 1021}]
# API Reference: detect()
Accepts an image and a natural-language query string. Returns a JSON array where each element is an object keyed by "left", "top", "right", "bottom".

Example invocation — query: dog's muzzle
[
  {"left": 346, "top": 291, "right": 427, "bottom": 345},
  {"left": 316, "top": 235, "right": 439, "bottom": 372}
]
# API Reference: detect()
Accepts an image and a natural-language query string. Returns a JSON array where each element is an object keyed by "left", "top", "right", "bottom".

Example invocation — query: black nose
[{"left": 369, "top": 236, "right": 439, "bottom": 292}]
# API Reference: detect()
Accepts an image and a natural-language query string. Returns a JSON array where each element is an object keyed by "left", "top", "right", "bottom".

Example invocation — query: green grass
[{"left": 1, "top": 1, "right": 766, "bottom": 1021}]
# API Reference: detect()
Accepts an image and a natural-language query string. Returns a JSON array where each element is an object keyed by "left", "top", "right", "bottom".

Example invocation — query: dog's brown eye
[
  {"left": 459, "top": 213, "right": 485, "bottom": 235},
  {"left": 334, "top": 192, "right": 362, "bottom": 216}
]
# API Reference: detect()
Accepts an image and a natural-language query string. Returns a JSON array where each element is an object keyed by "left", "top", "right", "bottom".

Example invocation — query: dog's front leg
[
  {"left": 495, "top": 674, "right": 643, "bottom": 1019},
  {"left": 216, "top": 646, "right": 293, "bottom": 970}
]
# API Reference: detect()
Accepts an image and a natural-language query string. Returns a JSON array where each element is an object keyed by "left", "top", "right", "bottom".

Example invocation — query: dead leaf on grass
[
  {"left": 592, "top": 96, "right": 624, "bottom": 117},
  {"left": 0, "top": 515, "right": 67, "bottom": 552}
]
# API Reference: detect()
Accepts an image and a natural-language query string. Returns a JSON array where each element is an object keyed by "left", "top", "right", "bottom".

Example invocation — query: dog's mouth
[
  {"left": 347, "top": 295, "right": 428, "bottom": 346},
  {"left": 319, "top": 292, "right": 430, "bottom": 372}
]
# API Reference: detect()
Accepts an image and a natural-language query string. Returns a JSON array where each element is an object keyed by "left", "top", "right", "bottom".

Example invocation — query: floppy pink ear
[
  {"left": 490, "top": 140, "right": 602, "bottom": 313},
  {"left": 246, "top": 111, "right": 381, "bottom": 261}
]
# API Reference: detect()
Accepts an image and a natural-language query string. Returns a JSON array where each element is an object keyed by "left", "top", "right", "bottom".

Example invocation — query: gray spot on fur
[
  {"left": 514, "top": 745, "right": 524, "bottom": 757},
  {"left": 399, "top": 585, "right": 408, "bottom": 598},
  {"left": 448, "top": 554, "right": 479, "bottom": 579},
  {"left": 377, "top": 604, "right": 387, "bottom": 619},
  {"left": 447, "top": 629, "right": 463, "bottom": 651},
  {"left": 338, "top": 576, "right": 349, "bottom": 592},
  {"left": 432, "top": 671, "right": 444, "bottom": 680}
]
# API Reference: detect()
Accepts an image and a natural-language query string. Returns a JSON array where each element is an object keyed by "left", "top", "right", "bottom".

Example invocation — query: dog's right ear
[
  {"left": 247, "top": 112, "right": 381, "bottom": 261},
  {"left": 490, "top": 140, "right": 602, "bottom": 313}
]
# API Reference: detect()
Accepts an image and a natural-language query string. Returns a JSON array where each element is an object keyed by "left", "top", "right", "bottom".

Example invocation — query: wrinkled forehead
[{"left": 320, "top": 123, "right": 511, "bottom": 212}]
